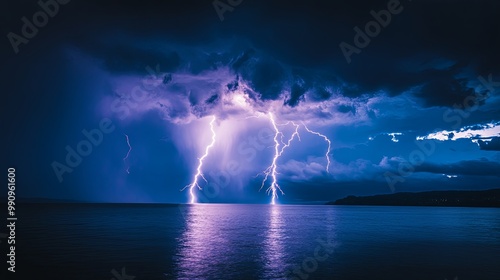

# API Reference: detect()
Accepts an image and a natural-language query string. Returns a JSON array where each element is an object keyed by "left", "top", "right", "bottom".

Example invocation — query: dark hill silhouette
[{"left": 329, "top": 189, "right": 500, "bottom": 207}]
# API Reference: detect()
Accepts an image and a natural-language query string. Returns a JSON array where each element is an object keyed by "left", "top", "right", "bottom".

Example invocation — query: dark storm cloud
[
  {"left": 416, "top": 78, "right": 473, "bottom": 108},
  {"left": 231, "top": 48, "right": 255, "bottom": 71},
  {"left": 284, "top": 83, "right": 306, "bottom": 106},
  {"left": 235, "top": 53, "right": 287, "bottom": 100},
  {"left": 238, "top": 0, "right": 500, "bottom": 106},
  {"left": 3, "top": 0, "right": 500, "bottom": 203},
  {"left": 411, "top": 69, "right": 479, "bottom": 108},
  {"left": 100, "top": 47, "right": 181, "bottom": 75},
  {"left": 283, "top": 69, "right": 316, "bottom": 106},
  {"left": 4, "top": 0, "right": 500, "bottom": 126},
  {"left": 337, "top": 104, "right": 356, "bottom": 114},
  {"left": 415, "top": 159, "right": 500, "bottom": 177},
  {"left": 18, "top": 0, "right": 495, "bottom": 110},
  {"left": 477, "top": 137, "right": 500, "bottom": 151},
  {"left": 205, "top": 94, "right": 220, "bottom": 105}
]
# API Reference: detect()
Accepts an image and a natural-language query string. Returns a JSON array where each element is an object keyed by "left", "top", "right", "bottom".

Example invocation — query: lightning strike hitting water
[
  {"left": 123, "top": 134, "right": 132, "bottom": 174},
  {"left": 259, "top": 114, "right": 301, "bottom": 204},
  {"left": 182, "top": 116, "right": 217, "bottom": 204},
  {"left": 302, "top": 123, "right": 332, "bottom": 172},
  {"left": 180, "top": 111, "right": 330, "bottom": 204}
]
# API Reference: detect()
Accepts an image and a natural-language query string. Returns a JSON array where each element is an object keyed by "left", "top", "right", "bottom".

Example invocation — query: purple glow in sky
[
  {"left": 4, "top": 0, "right": 500, "bottom": 204},
  {"left": 182, "top": 116, "right": 217, "bottom": 204}
]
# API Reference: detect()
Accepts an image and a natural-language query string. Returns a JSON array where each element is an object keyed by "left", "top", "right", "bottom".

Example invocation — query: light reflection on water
[
  {"left": 261, "top": 205, "right": 286, "bottom": 279},
  {"left": 175, "top": 204, "right": 339, "bottom": 279},
  {"left": 175, "top": 204, "right": 295, "bottom": 279},
  {"left": 176, "top": 204, "right": 233, "bottom": 279},
  {"left": 175, "top": 204, "right": 264, "bottom": 279},
  {"left": 13, "top": 204, "right": 500, "bottom": 280}
]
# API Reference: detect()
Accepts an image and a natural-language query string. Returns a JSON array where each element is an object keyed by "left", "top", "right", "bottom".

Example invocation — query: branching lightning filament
[
  {"left": 123, "top": 134, "right": 132, "bottom": 174},
  {"left": 181, "top": 116, "right": 217, "bottom": 204},
  {"left": 258, "top": 114, "right": 301, "bottom": 204},
  {"left": 302, "top": 123, "right": 331, "bottom": 172}
]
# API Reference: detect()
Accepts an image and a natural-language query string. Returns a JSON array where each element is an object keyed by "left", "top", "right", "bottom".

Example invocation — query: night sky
[{"left": 2, "top": 0, "right": 500, "bottom": 204}]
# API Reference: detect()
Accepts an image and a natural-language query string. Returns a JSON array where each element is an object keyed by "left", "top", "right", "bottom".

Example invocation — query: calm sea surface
[{"left": 3, "top": 204, "right": 500, "bottom": 279}]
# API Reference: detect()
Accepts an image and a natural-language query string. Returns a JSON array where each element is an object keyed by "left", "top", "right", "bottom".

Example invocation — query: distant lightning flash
[
  {"left": 123, "top": 134, "right": 132, "bottom": 174},
  {"left": 182, "top": 116, "right": 217, "bottom": 204},
  {"left": 302, "top": 123, "right": 331, "bottom": 172}
]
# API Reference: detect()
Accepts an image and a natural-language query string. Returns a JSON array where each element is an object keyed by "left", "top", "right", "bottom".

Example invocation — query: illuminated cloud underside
[{"left": 417, "top": 122, "right": 500, "bottom": 145}]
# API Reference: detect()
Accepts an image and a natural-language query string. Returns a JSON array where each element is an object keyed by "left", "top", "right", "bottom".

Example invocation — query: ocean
[{"left": 2, "top": 203, "right": 499, "bottom": 279}]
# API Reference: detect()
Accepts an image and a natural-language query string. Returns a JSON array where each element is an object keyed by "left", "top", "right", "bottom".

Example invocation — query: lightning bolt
[
  {"left": 302, "top": 123, "right": 331, "bottom": 172},
  {"left": 182, "top": 116, "right": 217, "bottom": 204},
  {"left": 259, "top": 114, "right": 300, "bottom": 204},
  {"left": 278, "top": 121, "right": 300, "bottom": 156},
  {"left": 123, "top": 134, "right": 132, "bottom": 174}
]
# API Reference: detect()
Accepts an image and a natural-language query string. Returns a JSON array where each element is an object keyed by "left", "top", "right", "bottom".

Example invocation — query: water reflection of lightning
[
  {"left": 302, "top": 123, "right": 332, "bottom": 172},
  {"left": 182, "top": 116, "right": 217, "bottom": 204},
  {"left": 123, "top": 134, "right": 132, "bottom": 174}
]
